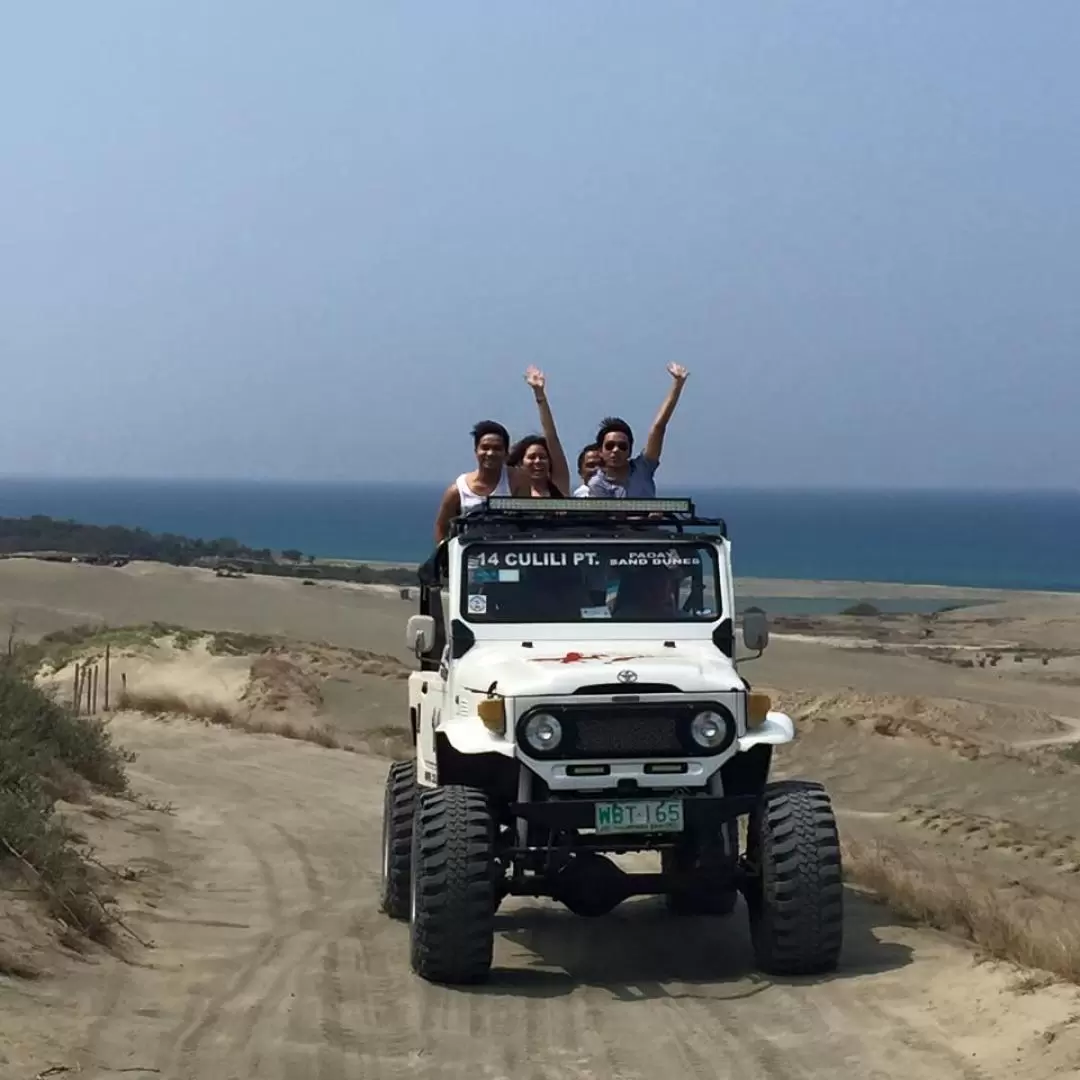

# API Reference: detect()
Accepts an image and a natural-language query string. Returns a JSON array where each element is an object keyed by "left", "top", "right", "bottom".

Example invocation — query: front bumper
[
  {"left": 510, "top": 793, "right": 760, "bottom": 831},
  {"left": 509, "top": 778, "right": 820, "bottom": 836}
]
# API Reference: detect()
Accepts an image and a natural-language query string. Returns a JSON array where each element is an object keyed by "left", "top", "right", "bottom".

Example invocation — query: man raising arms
[{"left": 587, "top": 363, "right": 689, "bottom": 498}]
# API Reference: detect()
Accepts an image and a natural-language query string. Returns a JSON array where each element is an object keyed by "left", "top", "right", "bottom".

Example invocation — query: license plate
[{"left": 594, "top": 799, "right": 684, "bottom": 834}]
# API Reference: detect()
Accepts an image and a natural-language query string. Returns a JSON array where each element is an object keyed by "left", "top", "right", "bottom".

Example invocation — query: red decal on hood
[
  {"left": 528, "top": 652, "right": 653, "bottom": 665},
  {"left": 530, "top": 652, "right": 606, "bottom": 664}
]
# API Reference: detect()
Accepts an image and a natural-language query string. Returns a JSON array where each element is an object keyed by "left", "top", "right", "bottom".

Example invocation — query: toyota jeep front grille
[
  {"left": 515, "top": 701, "right": 737, "bottom": 760},
  {"left": 572, "top": 713, "right": 683, "bottom": 756}
]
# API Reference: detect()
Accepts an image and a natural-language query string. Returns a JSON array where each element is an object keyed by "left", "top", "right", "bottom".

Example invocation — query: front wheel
[
  {"left": 744, "top": 783, "right": 844, "bottom": 976},
  {"left": 379, "top": 759, "right": 416, "bottom": 919},
  {"left": 409, "top": 785, "right": 497, "bottom": 985}
]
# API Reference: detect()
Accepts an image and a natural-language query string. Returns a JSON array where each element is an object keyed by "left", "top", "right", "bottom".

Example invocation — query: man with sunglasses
[{"left": 586, "top": 363, "right": 689, "bottom": 498}]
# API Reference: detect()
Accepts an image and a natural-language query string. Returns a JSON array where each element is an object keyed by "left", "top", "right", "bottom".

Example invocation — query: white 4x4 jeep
[{"left": 379, "top": 496, "right": 843, "bottom": 985}]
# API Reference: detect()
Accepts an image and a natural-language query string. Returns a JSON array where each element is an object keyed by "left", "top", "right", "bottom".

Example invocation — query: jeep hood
[{"left": 451, "top": 640, "right": 743, "bottom": 697}]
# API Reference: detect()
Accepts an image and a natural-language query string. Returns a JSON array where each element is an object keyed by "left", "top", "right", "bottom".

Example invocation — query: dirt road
[
  {"left": 1013, "top": 714, "right": 1080, "bottom": 749},
  {"left": 4, "top": 714, "right": 1078, "bottom": 1080}
]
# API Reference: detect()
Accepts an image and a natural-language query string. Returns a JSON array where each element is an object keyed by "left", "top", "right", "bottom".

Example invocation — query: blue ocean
[{"left": 0, "top": 478, "right": 1077, "bottom": 593}]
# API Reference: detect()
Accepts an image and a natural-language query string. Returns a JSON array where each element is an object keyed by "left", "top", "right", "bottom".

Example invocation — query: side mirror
[
  {"left": 742, "top": 607, "right": 770, "bottom": 653},
  {"left": 406, "top": 614, "right": 436, "bottom": 657}
]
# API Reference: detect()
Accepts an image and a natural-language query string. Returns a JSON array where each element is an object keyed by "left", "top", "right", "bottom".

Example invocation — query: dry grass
[
  {"left": 117, "top": 689, "right": 235, "bottom": 728},
  {"left": 0, "top": 665, "right": 130, "bottom": 947},
  {"left": 12, "top": 621, "right": 196, "bottom": 675},
  {"left": 117, "top": 688, "right": 413, "bottom": 760},
  {"left": 844, "top": 834, "right": 1080, "bottom": 984},
  {"left": 9, "top": 622, "right": 279, "bottom": 679},
  {"left": 206, "top": 630, "right": 276, "bottom": 657},
  {"left": 118, "top": 689, "right": 356, "bottom": 752},
  {"left": 244, "top": 653, "right": 324, "bottom": 713}
]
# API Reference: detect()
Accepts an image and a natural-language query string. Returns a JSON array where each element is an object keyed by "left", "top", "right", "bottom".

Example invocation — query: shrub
[{"left": 0, "top": 665, "right": 130, "bottom": 943}]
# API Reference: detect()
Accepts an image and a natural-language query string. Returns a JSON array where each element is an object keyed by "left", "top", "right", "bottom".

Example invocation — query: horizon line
[{"left": 0, "top": 473, "right": 1076, "bottom": 497}]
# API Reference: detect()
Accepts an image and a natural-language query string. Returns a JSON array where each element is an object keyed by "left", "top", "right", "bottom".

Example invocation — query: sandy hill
[{"left": 1, "top": 558, "right": 1080, "bottom": 1077}]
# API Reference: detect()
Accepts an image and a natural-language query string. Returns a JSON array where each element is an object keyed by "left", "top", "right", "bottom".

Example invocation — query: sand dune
[
  {"left": 3, "top": 557, "right": 1080, "bottom": 1076},
  {"left": 1, "top": 713, "right": 1078, "bottom": 1079},
  {"left": 0, "top": 558, "right": 415, "bottom": 662}
]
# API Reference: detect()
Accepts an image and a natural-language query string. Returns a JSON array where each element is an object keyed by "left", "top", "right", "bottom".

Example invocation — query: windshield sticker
[
  {"left": 470, "top": 567, "right": 499, "bottom": 583},
  {"left": 470, "top": 549, "right": 600, "bottom": 568},
  {"left": 609, "top": 552, "right": 701, "bottom": 567},
  {"left": 497, "top": 569, "right": 521, "bottom": 582},
  {"left": 580, "top": 606, "right": 612, "bottom": 619},
  {"left": 467, "top": 594, "right": 488, "bottom": 615}
]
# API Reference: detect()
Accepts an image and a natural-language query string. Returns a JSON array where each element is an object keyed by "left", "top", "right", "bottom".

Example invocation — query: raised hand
[
  {"left": 525, "top": 365, "right": 547, "bottom": 396},
  {"left": 525, "top": 365, "right": 569, "bottom": 492},
  {"left": 644, "top": 363, "right": 689, "bottom": 463}
]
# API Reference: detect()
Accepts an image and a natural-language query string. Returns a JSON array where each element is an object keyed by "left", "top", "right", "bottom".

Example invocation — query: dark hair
[
  {"left": 471, "top": 420, "right": 510, "bottom": 451},
  {"left": 508, "top": 435, "right": 565, "bottom": 497},
  {"left": 596, "top": 416, "right": 633, "bottom": 452},
  {"left": 508, "top": 433, "right": 548, "bottom": 468},
  {"left": 576, "top": 442, "right": 600, "bottom": 473}
]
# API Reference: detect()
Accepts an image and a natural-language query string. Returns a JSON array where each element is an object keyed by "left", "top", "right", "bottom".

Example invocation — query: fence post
[
  {"left": 104, "top": 644, "right": 111, "bottom": 712},
  {"left": 92, "top": 665, "right": 99, "bottom": 715},
  {"left": 72, "top": 663, "right": 81, "bottom": 714}
]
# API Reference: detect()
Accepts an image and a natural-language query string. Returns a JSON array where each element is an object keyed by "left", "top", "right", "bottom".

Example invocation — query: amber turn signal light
[
  {"left": 747, "top": 692, "right": 772, "bottom": 728},
  {"left": 477, "top": 696, "right": 506, "bottom": 733}
]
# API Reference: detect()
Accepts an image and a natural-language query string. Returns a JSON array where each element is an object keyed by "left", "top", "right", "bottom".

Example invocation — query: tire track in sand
[
  {"left": 173, "top": 817, "right": 363, "bottom": 1080},
  {"left": 21, "top": 714, "right": 1080, "bottom": 1080},
  {"left": 233, "top": 823, "right": 356, "bottom": 1080},
  {"left": 131, "top": 736, "right": 367, "bottom": 1079},
  {"left": 164, "top": 823, "right": 288, "bottom": 1076},
  {"left": 73, "top": 786, "right": 184, "bottom": 1072}
]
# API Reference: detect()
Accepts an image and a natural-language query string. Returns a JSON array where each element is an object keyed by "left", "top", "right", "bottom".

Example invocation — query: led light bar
[{"left": 485, "top": 496, "right": 694, "bottom": 514}]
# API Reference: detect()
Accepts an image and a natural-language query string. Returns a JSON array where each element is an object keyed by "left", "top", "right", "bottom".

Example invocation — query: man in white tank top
[
  {"left": 433, "top": 368, "right": 572, "bottom": 543},
  {"left": 455, "top": 461, "right": 512, "bottom": 513},
  {"left": 434, "top": 420, "right": 531, "bottom": 543}
]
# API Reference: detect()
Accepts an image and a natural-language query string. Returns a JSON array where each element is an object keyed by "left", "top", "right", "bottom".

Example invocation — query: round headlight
[
  {"left": 523, "top": 713, "right": 563, "bottom": 754},
  {"left": 690, "top": 710, "right": 729, "bottom": 749}
]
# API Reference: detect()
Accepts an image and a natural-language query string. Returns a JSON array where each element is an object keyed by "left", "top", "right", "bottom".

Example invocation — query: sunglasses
[{"left": 604, "top": 440, "right": 630, "bottom": 451}]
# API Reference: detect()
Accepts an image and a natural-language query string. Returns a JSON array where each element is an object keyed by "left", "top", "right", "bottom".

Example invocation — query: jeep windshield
[{"left": 461, "top": 541, "right": 721, "bottom": 623}]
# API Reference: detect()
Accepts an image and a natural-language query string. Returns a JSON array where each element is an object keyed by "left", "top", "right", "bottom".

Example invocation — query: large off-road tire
[
  {"left": 663, "top": 819, "right": 740, "bottom": 916},
  {"left": 379, "top": 759, "right": 416, "bottom": 920},
  {"left": 409, "top": 785, "right": 497, "bottom": 985},
  {"left": 744, "top": 782, "right": 843, "bottom": 976}
]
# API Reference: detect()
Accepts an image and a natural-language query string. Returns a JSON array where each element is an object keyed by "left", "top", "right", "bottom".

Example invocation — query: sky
[{"left": 2, "top": 2, "right": 1078, "bottom": 489}]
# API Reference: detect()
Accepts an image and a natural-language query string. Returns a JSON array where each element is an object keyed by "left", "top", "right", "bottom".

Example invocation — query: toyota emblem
[{"left": 616, "top": 669, "right": 638, "bottom": 684}]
